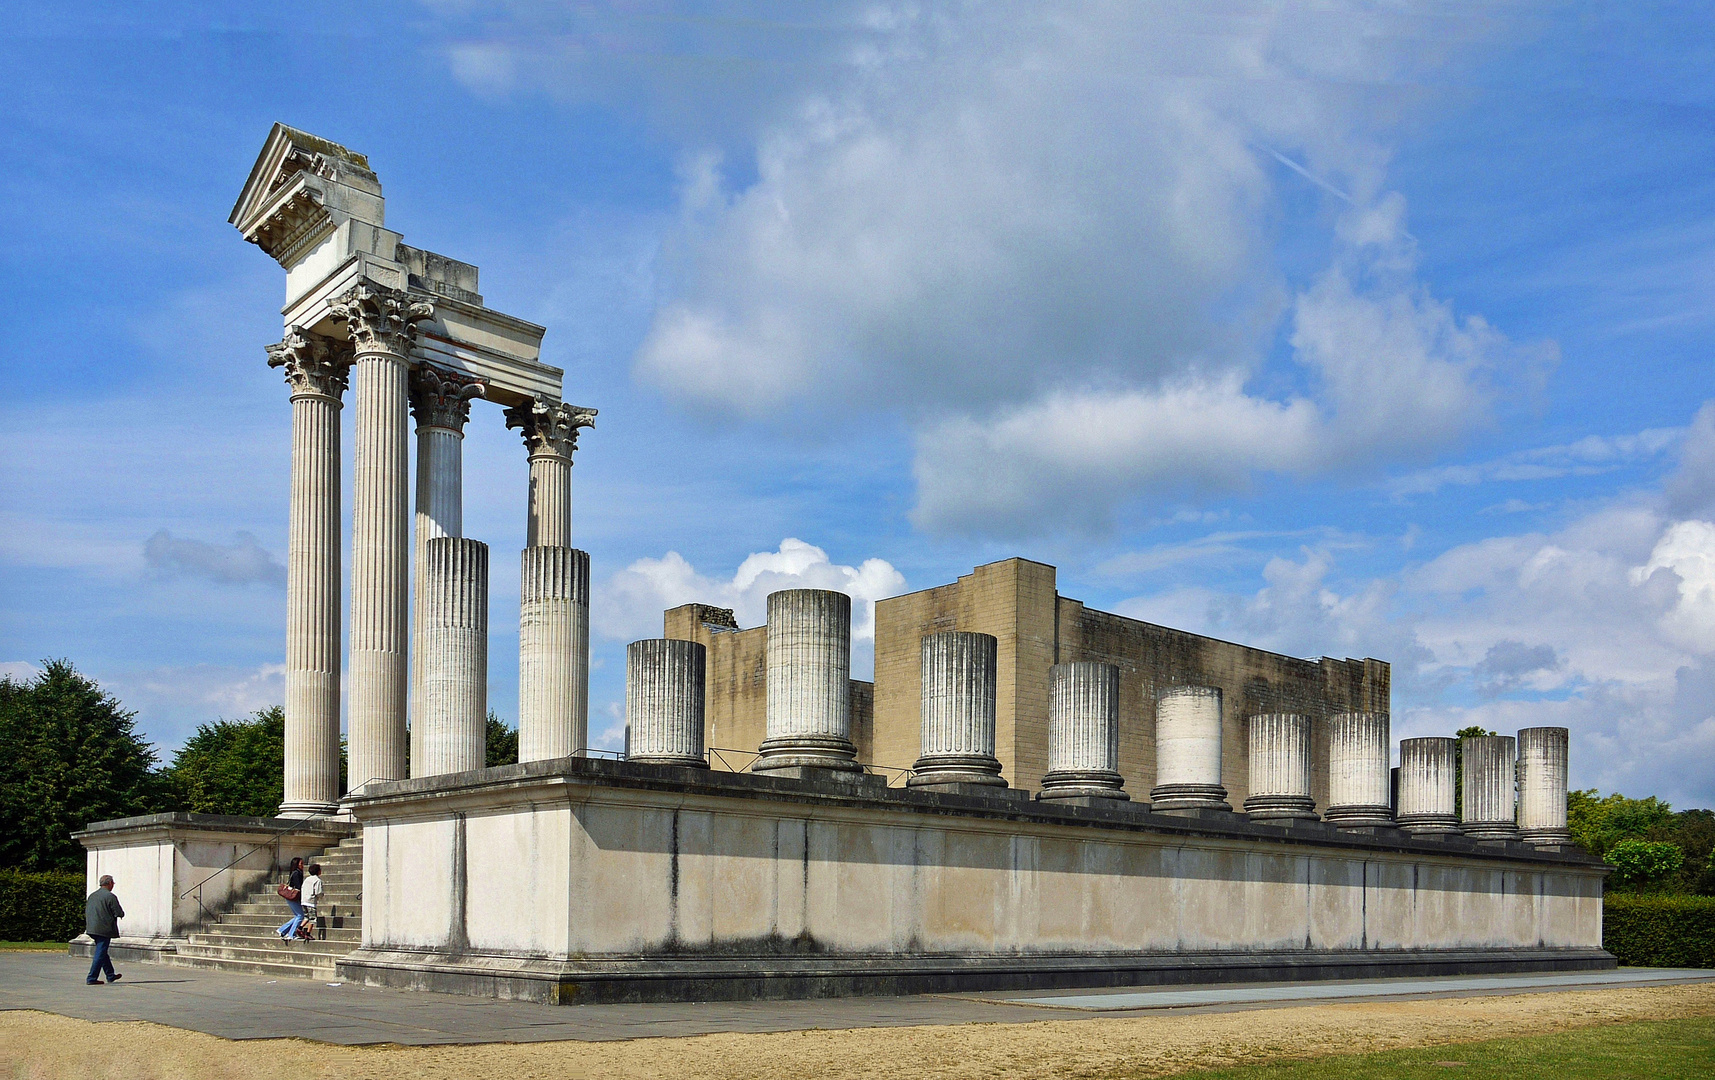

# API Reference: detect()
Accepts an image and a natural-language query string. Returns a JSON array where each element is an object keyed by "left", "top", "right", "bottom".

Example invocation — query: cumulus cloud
[
  {"left": 0, "top": 660, "right": 44, "bottom": 683},
  {"left": 593, "top": 538, "right": 906, "bottom": 677},
  {"left": 143, "top": 530, "right": 285, "bottom": 587}
]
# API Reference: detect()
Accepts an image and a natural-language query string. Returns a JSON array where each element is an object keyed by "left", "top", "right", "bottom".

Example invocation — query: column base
[
  {"left": 276, "top": 801, "right": 340, "bottom": 818},
  {"left": 908, "top": 754, "right": 1007, "bottom": 789},
  {"left": 1243, "top": 794, "right": 1318, "bottom": 821},
  {"left": 1520, "top": 827, "right": 1574, "bottom": 847},
  {"left": 629, "top": 753, "right": 712, "bottom": 770},
  {"left": 1397, "top": 813, "right": 1461, "bottom": 834},
  {"left": 1148, "top": 783, "right": 1229, "bottom": 811},
  {"left": 1324, "top": 804, "right": 1396, "bottom": 829},
  {"left": 752, "top": 736, "right": 864, "bottom": 774},
  {"left": 1462, "top": 822, "right": 1522, "bottom": 841},
  {"left": 1037, "top": 769, "right": 1128, "bottom": 801}
]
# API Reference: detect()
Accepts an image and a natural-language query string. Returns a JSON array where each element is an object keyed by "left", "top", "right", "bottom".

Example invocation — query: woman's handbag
[{"left": 276, "top": 883, "right": 300, "bottom": 901}]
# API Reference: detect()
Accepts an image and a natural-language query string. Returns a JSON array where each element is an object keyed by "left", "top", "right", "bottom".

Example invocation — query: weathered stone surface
[
  {"left": 1397, "top": 737, "right": 1459, "bottom": 834},
  {"left": 418, "top": 538, "right": 488, "bottom": 777},
  {"left": 1325, "top": 712, "right": 1394, "bottom": 829},
  {"left": 1039, "top": 662, "right": 1127, "bottom": 800},
  {"left": 754, "top": 590, "right": 861, "bottom": 773},
  {"left": 1245, "top": 713, "right": 1316, "bottom": 820},
  {"left": 1518, "top": 727, "right": 1572, "bottom": 847},
  {"left": 910, "top": 631, "right": 1005, "bottom": 788},
  {"left": 1462, "top": 736, "right": 1521, "bottom": 841},
  {"left": 627, "top": 639, "right": 709, "bottom": 767},
  {"left": 518, "top": 547, "right": 591, "bottom": 762},
  {"left": 1151, "top": 685, "right": 1229, "bottom": 810}
]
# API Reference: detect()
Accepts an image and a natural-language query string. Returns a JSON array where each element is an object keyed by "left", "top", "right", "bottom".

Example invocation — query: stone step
[
  {"left": 173, "top": 947, "right": 339, "bottom": 980},
  {"left": 216, "top": 913, "right": 362, "bottom": 931},
  {"left": 187, "top": 931, "right": 359, "bottom": 954},
  {"left": 228, "top": 896, "right": 360, "bottom": 912}
]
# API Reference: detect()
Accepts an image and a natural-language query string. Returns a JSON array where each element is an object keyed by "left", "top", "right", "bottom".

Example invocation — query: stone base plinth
[
  {"left": 1243, "top": 794, "right": 1318, "bottom": 821},
  {"left": 1149, "top": 783, "right": 1230, "bottom": 811},
  {"left": 1325, "top": 805, "right": 1396, "bottom": 830}
]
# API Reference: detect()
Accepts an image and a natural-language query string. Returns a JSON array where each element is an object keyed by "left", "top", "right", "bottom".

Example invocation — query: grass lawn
[
  {"left": 0, "top": 941, "right": 67, "bottom": 951},
  {"left": 1183, "top": 1016, "right": 1715, "bottom": 1079}
]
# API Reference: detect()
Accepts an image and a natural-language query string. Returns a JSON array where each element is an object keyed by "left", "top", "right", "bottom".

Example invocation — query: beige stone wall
[{"left": 663, "top": 603, "right": 872, "bottom": 771}]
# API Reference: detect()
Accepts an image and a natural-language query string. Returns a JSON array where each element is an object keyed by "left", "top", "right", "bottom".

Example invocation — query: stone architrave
[
  {"left": 909, "top": 632, "right": 1006, "bottom": 788},
  {"left": 1518, "top": 727, "right": 1572, "bottom": 846},
  {"left": 1396, "top": 737, "right": 1460, "bottom": 834},
  {"left": 1038, "top": 662, "right": 1128, "bottom": 800},
  {"left": 1324, "top": 712, "right": 1395, "bottom": 829},
  {"left": 503, "top": 395, "right": 597, "bottom": 549},
  {"left": 753, "top": 589, "right": 862, "bottom": 773},
  {"left": 408, "top": 366, "right": 484, "bottom": 776},
  {"left": 418, "top": 537, "right": 489, "bottom": 777},
  {"left": 1244, "top": 713, "right": 1317, "bottom": 821},
  {"left": 331, "top": 283, "right": 433, "bottom": 792},
  {"left": 267, "top": 327, "right": 352, "bottom": 815},
  {"left": 1151, "top": 686, "right": 1230, "bottom": 810},
  {"left": 1461, "top": 735, "right": 1521, "bottom": 841},
  {"left": 626, "top": 639, "right": 709, "bottom": 767},
  {"left": 518, "top": 547, "right": 591, "bottom": 762}
]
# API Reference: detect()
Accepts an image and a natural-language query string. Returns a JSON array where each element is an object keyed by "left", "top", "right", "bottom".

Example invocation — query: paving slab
[{"left": 3, "top": 953, "right": 1711, "bottom": 1047}]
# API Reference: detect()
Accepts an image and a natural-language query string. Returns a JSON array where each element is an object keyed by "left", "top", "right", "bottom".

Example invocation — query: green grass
[
  {"left": 0, "top": 941, "right": 68, "bottom": 951},
  {"left": 1177, "top": 1017, "right": 1715, "bottom": 1079}
]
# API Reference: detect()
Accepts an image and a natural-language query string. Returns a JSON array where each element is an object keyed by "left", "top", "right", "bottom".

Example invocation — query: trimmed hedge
[
  {"left": 1604, "top": 894, "right": 1715, "bottom": 967},
  {"left": 0, "top": 869, "right": 85, "bottom": 942}
]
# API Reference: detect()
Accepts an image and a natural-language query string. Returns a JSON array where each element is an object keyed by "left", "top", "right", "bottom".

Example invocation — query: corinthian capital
[
  {"left": 409, "top": 366, "right": 485, "bottom": 431},
  {"left": 267, "top": 326, "right": 351, "bottom": 400},
  {"left": 328, "top": 283, "right": 434, "bottom": 357},
  {"left": 504, "top": 396, "right": 598, "bottom": 462}
]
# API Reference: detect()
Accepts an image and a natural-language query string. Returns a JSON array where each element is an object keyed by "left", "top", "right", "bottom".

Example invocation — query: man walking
[{"left": 84, "top": 874, "right": 124, "bottom": 985}]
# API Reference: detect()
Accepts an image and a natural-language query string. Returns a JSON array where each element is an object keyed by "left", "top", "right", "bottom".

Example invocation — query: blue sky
[{"left": 2, "top": 2, "right": 1712, "bottom": 805}]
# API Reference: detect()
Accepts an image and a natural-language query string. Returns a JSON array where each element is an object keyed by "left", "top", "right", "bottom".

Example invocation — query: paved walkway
[{"left": 3, "top": 952, "right": 1710, "bottom": 1047}]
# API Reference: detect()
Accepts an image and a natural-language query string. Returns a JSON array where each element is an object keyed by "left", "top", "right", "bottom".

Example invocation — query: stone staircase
[{"left": 174, "top": 833, "right": 363, "bottom": 980}]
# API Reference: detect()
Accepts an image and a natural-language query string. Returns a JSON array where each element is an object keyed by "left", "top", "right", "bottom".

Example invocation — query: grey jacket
[{"left": 85, "top": 888, "right": 124, "bottom": 939}]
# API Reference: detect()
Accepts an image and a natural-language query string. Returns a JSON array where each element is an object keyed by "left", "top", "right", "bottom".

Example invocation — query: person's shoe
[
  {"left": 86, "top": 980, "right": 101, "bottom": 985},
  {"left": 107, "top": 973, "right": 122, "bottom": 983}
]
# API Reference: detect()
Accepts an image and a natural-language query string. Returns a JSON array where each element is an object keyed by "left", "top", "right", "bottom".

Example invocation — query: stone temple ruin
[{"left": 72, "top": 126, "right": 1611, "bottom": 1003}]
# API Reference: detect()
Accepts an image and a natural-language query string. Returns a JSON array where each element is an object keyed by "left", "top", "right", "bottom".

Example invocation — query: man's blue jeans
[{"left": 86, "top": 936, "right": 115, "bottom": 983}]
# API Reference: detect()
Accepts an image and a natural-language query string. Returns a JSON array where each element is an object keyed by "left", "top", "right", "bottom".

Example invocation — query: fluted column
[
  {"left": 1151, "top": 685, "right": 1229, "bottom": 810},
  {"left": 1518, "top": 727, "right": 1572, "bottom": 846},
  {"left": 753, "top": 589, "right": 861, "bottom": 773},
  {"left": 1396, "top": 737, "right": 1459, "bottom": 834},
  {"left": 504, "top": 395, "right": 596, "bottom": 549},
  {"left": 1039, "top": 662, "right": 1127, "bottom": 800},
  {"left": 626, "top": 639, "right": 709, "bottom": 767},
  {"left": 332, "top": 284, "right": 432, "bottom": 793},
  {"left": 909, "top": 632, "right": 1005, "bottom": 788},
  {"left": 1324, "top": 712, "right": 1395, "bottom": 828},
  {"left": 1244, "top": 713, "right": 1316, "bottom": 821},
  {"left": 1461, "top": 735, "right": 1520, "bottom": 840},
  {"left": 518, "top": 547, "right": 590, "bottom": 762},
  {"left": 268, "top": 328, "right": 351, "bottom": 815},
  {"left": 408, "top": 366, "right": 483, "bottom": 776},
  {"left": 417, "top": 538, "right": 488, "bottom": 776}
]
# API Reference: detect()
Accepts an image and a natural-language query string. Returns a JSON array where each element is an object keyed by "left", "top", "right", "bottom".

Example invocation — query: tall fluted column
[
  {"left": 518, "top": 547, "right": 590, "bottom": 762},
  {"left": 504, "top": 395, "right": 597, "bottom": 548},
  {"left": 753, "top": 589, "right": 861, "bottom": 773},
  {"left": 909, "top": 632, "right": 1006, "bottom": 789},
  {"left": 1324, "top": 712, "right": 1395, "bottom": 828},
  {"left": 332, "top": 284, "right": 432, "bottom": 793},
  {"left": 1518, "top": 727, "right": 1572, "bottom": 846},
  {"left": 1151, "top": 685, "right": 1229, "bottom": 810},
  {"left": 1039, "top": 662, "right": 1127, "bottom": 800},
  {"left": 268, "top": 328, "right": 351, "bottom": 815},
  {"left": 1396, "top": 737, "right": 1459, "bottom": 834},
  {"left": 626, "top": 639, "right": 709, "bottom": 767},
  {"left": 418, "top": 538, "right": 488, "bottom": 776},
  {"left": 1461, "top": 734, "right": 1520, "bottom": 840},
  {"left": 408, "top": 367, "right": 483, "bottom": 776},
  {"left": 1244, "top": 713, "right": 1316, "bottom": 821}
]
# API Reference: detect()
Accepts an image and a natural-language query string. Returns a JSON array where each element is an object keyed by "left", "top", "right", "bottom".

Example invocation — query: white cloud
[
  {"left": 0, "top": 661, "right": 43, "bottom": 683},
  {"left": 1389, "top": 426, "right": 1683, "bottom": 499},
  {"left": 593, "top": 538, "right": 906, "bottom": 678},
  {"left": 143, "top": 529, "right": 286, "bottom": 588}
]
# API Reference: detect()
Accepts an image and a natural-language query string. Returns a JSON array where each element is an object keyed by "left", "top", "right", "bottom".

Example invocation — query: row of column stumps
[{"left": 269, "top": 283, "right": 600, "bottom": 809}]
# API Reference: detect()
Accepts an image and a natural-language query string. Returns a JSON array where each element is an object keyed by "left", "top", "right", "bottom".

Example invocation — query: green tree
[
  {"left": 1567, "top": 789, "right": 1675, "bottom": 858},
  {"left": 486, "top": 711, "right": 518, "bottom": 767},
  {"left": 1606, "top": 839, "right": 1685, "bottom": 891},
  {"left": 0, "top": 660, "right": 160, "bottom": 871},
  {"left": 158, "top": 707, "right": 285, "bottom": 817}
]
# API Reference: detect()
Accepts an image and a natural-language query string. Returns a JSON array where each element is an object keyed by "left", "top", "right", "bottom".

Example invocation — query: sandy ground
[{"left": 4, "top": 983, "right": 1714, "bottom": 1080}]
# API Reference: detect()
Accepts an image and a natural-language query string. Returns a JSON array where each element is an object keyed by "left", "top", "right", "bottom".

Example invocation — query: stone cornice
[
  {"left": 267, "top": 326, "right": 352, "bottom": 401},
  {"left": 409, "top": 365, "right": 486, "bottom": 432},
  {"left": 329, "top": 283, "right": 434, "bottom": 359},
  {"left": 504, "top": 395, "right": 597, "bottom": 462}
]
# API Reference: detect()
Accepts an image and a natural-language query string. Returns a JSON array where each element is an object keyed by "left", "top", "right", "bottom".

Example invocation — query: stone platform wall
[{"left": 338, "top": 758, "right": 1610, "bottom": 1004}]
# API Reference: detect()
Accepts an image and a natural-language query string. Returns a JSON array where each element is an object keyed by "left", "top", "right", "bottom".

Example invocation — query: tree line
[{"left": 0, "top": 660, "right": 519, "bottom": 872}]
